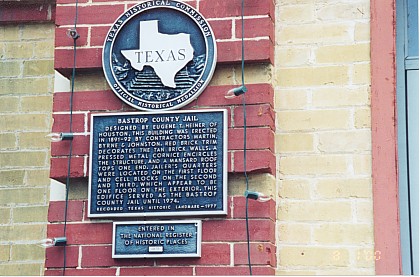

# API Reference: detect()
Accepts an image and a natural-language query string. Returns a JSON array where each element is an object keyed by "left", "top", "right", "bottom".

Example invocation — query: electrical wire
[
  {"left": 238, "top": 0, "right": 252, "bottom": 275},
  {"left": 62, "top": 0, "right": 79, "bottom": 275}
]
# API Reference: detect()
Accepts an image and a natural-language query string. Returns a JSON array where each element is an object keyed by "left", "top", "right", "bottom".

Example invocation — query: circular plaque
[{"left": 103, "top": 0, "right": 217, "bottom": 111}]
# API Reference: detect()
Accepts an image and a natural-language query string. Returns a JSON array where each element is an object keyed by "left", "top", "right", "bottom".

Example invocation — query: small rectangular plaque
[
  {"left": 112, "top": 220, "right": 202, "bottom": 258},
  {"left": 88, "top": 109, "right": 227, "bottom": 217}
]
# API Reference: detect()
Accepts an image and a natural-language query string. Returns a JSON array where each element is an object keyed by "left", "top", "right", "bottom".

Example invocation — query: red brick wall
[{"left": 48, "top": 0, "right": 276, "bottom": 275}]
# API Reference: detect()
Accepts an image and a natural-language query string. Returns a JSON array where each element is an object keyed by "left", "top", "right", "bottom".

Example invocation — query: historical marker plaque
[
  {"left": 113, "top": 220, "right": 201, "bottom": 258},
  {"left": 88, "top": 109, "right": 227, "bottom": 217}
]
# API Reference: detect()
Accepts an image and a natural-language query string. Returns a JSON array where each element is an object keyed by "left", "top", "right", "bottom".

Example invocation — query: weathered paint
[{"left": 371, "top": 0, "right": 402, "bottom": 274}]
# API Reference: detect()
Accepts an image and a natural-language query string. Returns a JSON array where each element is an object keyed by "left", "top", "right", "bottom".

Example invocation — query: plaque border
[
  {"left": 88, "top": 109, "right": 228, "bottom": 218},
  {"left": 112, "top": 220, "right": 202, "bottom": 258}
]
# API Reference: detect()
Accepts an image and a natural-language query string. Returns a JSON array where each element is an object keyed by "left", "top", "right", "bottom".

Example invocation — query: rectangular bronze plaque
[
  {"left": 112, "top": 220, "right": 202, "bottom": 258},
  {"left": 88, "top": 109, "right": 227, "bottom": 217}
]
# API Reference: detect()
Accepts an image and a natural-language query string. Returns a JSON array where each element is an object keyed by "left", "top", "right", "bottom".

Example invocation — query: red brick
[
  {"left": 200, "top": 0, "right": 273, "bottom": 19},
  {"left": 202, "top": 219, "right": 275, "bottom": 242},
  {"left": 232, "top": 197, "right": 276, "bottom": 220},
  {"left": 81, "top": 245, "right": 154, "bottom": 267},
  {"left": 55, "top": 48, "right": 102, "bottom": 76},
  {"left": 52, "top": 113, "right": 86, "bottom": 133},
  {"left": 236, "top": 17, "right": 275, "bottom": 42},
  {"left": 196, "top": 266, "right": 275, "bottom": 275},
  {"left": 217, "top": 40, "right": 273, "bottom": 65},
  {"left": 234, "top": 104, "right": 275, "bottom": 129},
  {"left": 45, "top": 268, "right": 116, "bottom": 276},
  {"left": 50, "top": 156, "right": 85, "bottom": 180},
  {"left": 90, "top": 26, "right": 112, "bottom": 46},
  {"left": 55, "top": 5, "right": 125, "bottom": 26},
  {"left": 233, "top": 149, "right": 276, "bottom": 174},
  {"left": 209, "top": 19, "right": 233, "bottom": 40},
  {"left": 45, "top": 245, "right": 79, "bottom": 268},
  {"left": 55, "top": 27, "right": 89, "bottom": 48},
  {"left": 53, "top": 91, "right": 123, "bottom": 111},
  {"left": 0, "top": 3, "right": 55, "bottom": 23},
  {"left": 234, "top": 242, "right": 276, "bottom": 266},
  {"left": 51, "top": 135, "right": 89, "bottom": 157},
  {"left": 48, "top": 223, "right": 113, "bottom": 245},
  {"left": 48, "top": 200, "right": 84, "bottom": 223},
  {"left": 120, "top": 267, "right": 193, "bottom": 276},
  {"left": 156, "top": 243, "right": 231, "bottom": 266},
  {"left": 228, "top": 127, "right": 274, "bottom": 151},
  {"left": 196, "top": 84, "right": 274, "bottom": 107}
]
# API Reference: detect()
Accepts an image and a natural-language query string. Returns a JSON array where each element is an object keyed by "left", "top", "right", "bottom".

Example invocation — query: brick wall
[
  {"left": 47, "top": 0, "right": 277, "bottom": 275},
  {"left": 274, "top": 0, "right": 375, "bottom": 274},
  {"left": 0, "top": 19, "right": 55, "bottom": 276}
]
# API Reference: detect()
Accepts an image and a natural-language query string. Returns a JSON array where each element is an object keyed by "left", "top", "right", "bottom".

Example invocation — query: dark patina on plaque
[
  {"left": 113, "top": 220, "right": 201, "bottom": 258},
  {"left": 88, "top": 109, "right": 227, "bottom": 217}
]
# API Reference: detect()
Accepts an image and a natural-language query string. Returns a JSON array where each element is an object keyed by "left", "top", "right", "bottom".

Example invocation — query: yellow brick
[
  {"left": 276, "top": 270, "right": 316, "bottom": 276},
  {"left": 13, "top": 205, "right": 48, "bottom": 223},
  {"left": 21, "top": 24, "right": 54, "bottom": 40},
  {"left": 11, "top": 244, "right": 45, "bottom": 262},
  {"left": 0, "top": 224, "right": 45, "bottom": 241},
  {"left": 279, "top": 246, "right": 350, "bottom": 267},
  {"left": 25, "top": 170, "right": 50, "bottom": 187},
  {"left": 316, "top": 3, "right": 369, "bottom": 21},
  {"left": 352, "top": 63, "right": 371, "bottom": 84},
  {"left": 23, "top": 60, "right": 54, "bottom": 76},
  {"left": 276, "top": 133, "right": 314, "bottom": 152},
  {"left": 354, "top": 247, "right": 378, "bottom": 268},
  {"left": 0, "top": 245, "right": 10, "bottom": 262},
  {"left": 0, "top": 151, "right": 47, "bottom": 167},
  {"left": 242, "top": 63, "right": 272, "bottom": 84},
  {"left": 278, "top": 4, "right": 315, "bottom": 23},
  {"left": 0, "top": 61, "right": 21, "bottom": 76},
  {"left": 0, "top": 208, "right": 11, "bottom": 224},
  {"left": 277, "top": 65, "right": 349, "bottom": 87},
  {"left": 0, "top": 78, "right": 50, "bottom": 95},
  {"left": 33, "top": 40, "right": 54, "bottom": 58},
  {"left": 0, "top": 114, "right": 51, "bottom": 131},
  {"left": 315, "top": 178, "right": 372, "bottom": 199},
  {"left": 0, "top": 263, "right": 43, "bottom": 276},
  {"left": 277, "top": 109, "right": 351, "bottom": 131},
  {"left": 318, "top": 130, "right": 371, "bottom": 152},
  {"left": 0, "top": 96, "right": 19, "bottom": 112},
  {"left": 278, "top": 23, "right": 352, "bottom": 45},
  {"left": 0, "top": 170, "right": 25, "bottom": 186},
  {"left": 74, "top": 72, "right": 110, "bottom": 91},
  {"left": 354, "top": 107, "right": 371, "bottom": 128},
  {"left": 276, "top": 47, "right": 312, "bottom": 67},
  {"left": 278, "top": 201, "right": 352, "bottom": 221},
  {"left": 275, "top": 88, "right": 308, "bottom": 110},
  {"left": 21, "top": 95, "right": 53, "bottom": 112},
  {"left": 0, "top": 188, "right": 46, "bottom": 205},
  {"left": 355, "top": 22, "right": 370, "bottom": 42},
  {"left": 313, "top": 223, "right": 373, "bottom": 244},
  {"left": 19, "top": 132, "right": 51, "bottom": 149},
  {"left": 0, "top": 133, "right": 17, "bottom": 149},
  {"left": 0, "top": 25, "right": 20, "bottom": 41},
  {"left": 316, "top": 43, "right": 370, "bottom": 64},
  {"left": 353, "top": 154, "right": 371, "bottom": 175},
  {"left": 355, "top": 200, "right": 373, "bottom": 222},
  {"left": 279, "top": 179, "right": 311, "bottom": 199},
  {"left": 228, "top": 173, "right": 275, "bottom": 197},
  {"left": 311, "top": 86, "right": 370, "bottom": 107},
  {"left": 316, "top": 268, "right": 375, "bottom": 275},
  {"left": 4, "top": 42, "right": 34, "bottom": 59},
  {"left": 278, "top": 223, "right": 311, "bottom": 243},
  {"left": 280, "top": 155, "right": 348, "bottom": 175}
]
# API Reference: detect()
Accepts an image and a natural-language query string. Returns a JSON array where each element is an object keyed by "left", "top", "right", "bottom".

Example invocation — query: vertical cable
[
  {"left": 239, "top": 0, "right": 252, "bottom": 275},
  {"left": 62, "top": 0, "right": 79, "bottom": 275}
]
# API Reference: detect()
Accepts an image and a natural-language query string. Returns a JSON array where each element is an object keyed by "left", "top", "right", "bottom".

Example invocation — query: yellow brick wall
[
  {"left": 274, "top": 0, "right": 374, "bottom": 275},
  {"left": 0, "top": 23, "right": 54, "bottom": 276}
]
